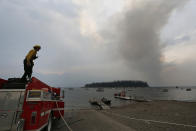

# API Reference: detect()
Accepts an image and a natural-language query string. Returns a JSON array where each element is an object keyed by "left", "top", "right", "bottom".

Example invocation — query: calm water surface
[{"left": 63, "top": 87, "right": 196, "bottom": 109}]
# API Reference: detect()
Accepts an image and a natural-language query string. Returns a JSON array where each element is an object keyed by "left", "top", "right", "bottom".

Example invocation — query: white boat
[{"left": 114, "top": 95, "right": 131, "bottom": 100}]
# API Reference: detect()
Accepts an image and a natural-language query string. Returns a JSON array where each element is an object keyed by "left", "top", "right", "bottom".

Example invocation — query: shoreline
[{"left": 53, "top": 100, "right": 196, "bottom": 131}]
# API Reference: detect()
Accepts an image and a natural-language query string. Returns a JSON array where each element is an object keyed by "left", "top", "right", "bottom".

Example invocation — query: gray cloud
[
  {"left": 0, "top": 0, "right": 82, "bottom": 75},
  {"left": 0, "top": 0, "right": 125, "bottom": 86},
  {"left": 1, "top": 0, "right": 195, "bottom": 87},
  {"left": 0, "top": 1, "right": 88, "bottom": 83},
  {"left": 111, "top": 0, "right": 188, "bottom": 85},
  {"left": 162, "top": 60, "right": 196, "bottom": 86}
]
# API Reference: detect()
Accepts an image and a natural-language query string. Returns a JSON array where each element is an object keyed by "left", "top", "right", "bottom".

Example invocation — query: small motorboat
[
  {"left": 162, "top": 89, "right": 168, "bottom": 92},
  {"left": 68, "top": 88, "right": 74, "bottom": 90},
  {"left": 89, "top": 98, "right": 99, "bottom": 105},
  {"left": 114, "top": 91, "right": 131, "bottom": 100},
  {"left": 101, "top": 97, "right": 111, "bottom": 105},
  {"left": 96, "top": 88, "right": 104, "bottom": 92},
  {"left": 186, "top": 88, "right": 192, "bottom": 91}
]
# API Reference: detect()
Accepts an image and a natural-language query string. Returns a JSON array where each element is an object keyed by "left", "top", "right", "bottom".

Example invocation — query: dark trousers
[{"left": 21, "top": 59, "right": 34, "bottom": 81}]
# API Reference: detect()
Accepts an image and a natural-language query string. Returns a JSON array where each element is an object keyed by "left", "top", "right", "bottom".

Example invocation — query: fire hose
[
  {"left": 55, "top": 101, "right": 73, "bottom": 131},
  {"left": 48, "top": 85, "right": 73, "bottom": 131}
]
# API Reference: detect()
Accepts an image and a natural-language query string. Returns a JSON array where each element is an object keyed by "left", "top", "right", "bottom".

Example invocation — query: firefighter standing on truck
[{"left": 21, "top": 45, "right": 41, "bottom": 82}]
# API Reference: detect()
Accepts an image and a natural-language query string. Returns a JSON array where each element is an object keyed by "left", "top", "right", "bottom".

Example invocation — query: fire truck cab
[{"left": 0, "top": 77, "right": 64, "bottom": 131}]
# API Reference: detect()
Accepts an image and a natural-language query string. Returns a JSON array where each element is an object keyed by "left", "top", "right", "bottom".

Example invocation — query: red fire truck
[{"left": 0, "top": 77, "right": 64, "bottom": 131}]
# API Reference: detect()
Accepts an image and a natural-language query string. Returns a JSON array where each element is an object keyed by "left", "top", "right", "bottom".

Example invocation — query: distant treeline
[{"left": 84, "top": 80, "right": 149, "bottom": 88}]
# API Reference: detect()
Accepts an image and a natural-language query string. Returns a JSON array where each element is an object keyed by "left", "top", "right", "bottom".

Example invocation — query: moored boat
[
  {"left": 114, "top": 91, "right": 131, "bottom": 100},
  {"left": 162, "top": 89, "right": 168, "bottom": 92},
  {"left": 114, "top": 95, "right": 131, "bottom": 100},
  {"left": 101, "top": 97, "right": 111, "bottom": 105},
  {"left": 96, "top": 88, "right": 104, "bottom": 92},
  {"left": 89, "top": 98, "right": 99, "bottom": 105}
]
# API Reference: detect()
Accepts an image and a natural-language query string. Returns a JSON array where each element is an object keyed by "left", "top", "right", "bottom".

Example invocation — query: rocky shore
[{"left": 52, "top": 100, "right": 196, "bottom": 131}]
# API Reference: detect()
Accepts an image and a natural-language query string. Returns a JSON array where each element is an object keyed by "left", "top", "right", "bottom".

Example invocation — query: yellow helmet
[{"left": 33, "top": 45, "right": 41, "bottom": 49}]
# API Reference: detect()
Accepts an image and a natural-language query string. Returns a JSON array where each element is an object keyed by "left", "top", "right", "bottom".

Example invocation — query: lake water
[{"left": 62, "top": 87, "right": 196, "bottom": 109}]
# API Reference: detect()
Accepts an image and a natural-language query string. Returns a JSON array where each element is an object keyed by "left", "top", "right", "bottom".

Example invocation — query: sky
[{"left": 0, "top": 0, "right": 196, "bottom": 87}]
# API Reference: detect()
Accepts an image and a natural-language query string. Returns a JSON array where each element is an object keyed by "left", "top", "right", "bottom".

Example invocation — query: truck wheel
[{"left": 45, "top": 115, "right": 52, "bottom": 131}]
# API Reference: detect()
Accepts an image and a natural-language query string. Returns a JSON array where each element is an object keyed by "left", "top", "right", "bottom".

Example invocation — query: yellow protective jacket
[{"left": 25, "top": 49, "right": 37, "bottom": 65}]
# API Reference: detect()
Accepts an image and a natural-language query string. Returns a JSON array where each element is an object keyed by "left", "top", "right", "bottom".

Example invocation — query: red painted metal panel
[
  {"left": 0, "top": 78, "right": 7, "bottom": 89},
  {"left": 21, "top": 77, "right": 64, "bottom": 130},
  {"left": 51, "top": 87, "right": 60, "bottom": 96},
  {"left": 27, "top": 77, "right": 52, "bottom": 91}
]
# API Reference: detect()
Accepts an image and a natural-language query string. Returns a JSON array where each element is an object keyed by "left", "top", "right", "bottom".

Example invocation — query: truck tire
[{"left": 44, "top": 115, "right": 52, "bottom": 131}]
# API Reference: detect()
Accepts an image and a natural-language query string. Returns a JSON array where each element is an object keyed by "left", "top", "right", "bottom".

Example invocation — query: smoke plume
[{"left": 116, "top": 0, "right": 187, "bottom": 85}]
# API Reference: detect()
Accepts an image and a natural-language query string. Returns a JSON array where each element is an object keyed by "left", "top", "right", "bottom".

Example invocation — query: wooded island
[{"left": 84, "top": 80, "right": 149, "bottom": 88}]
